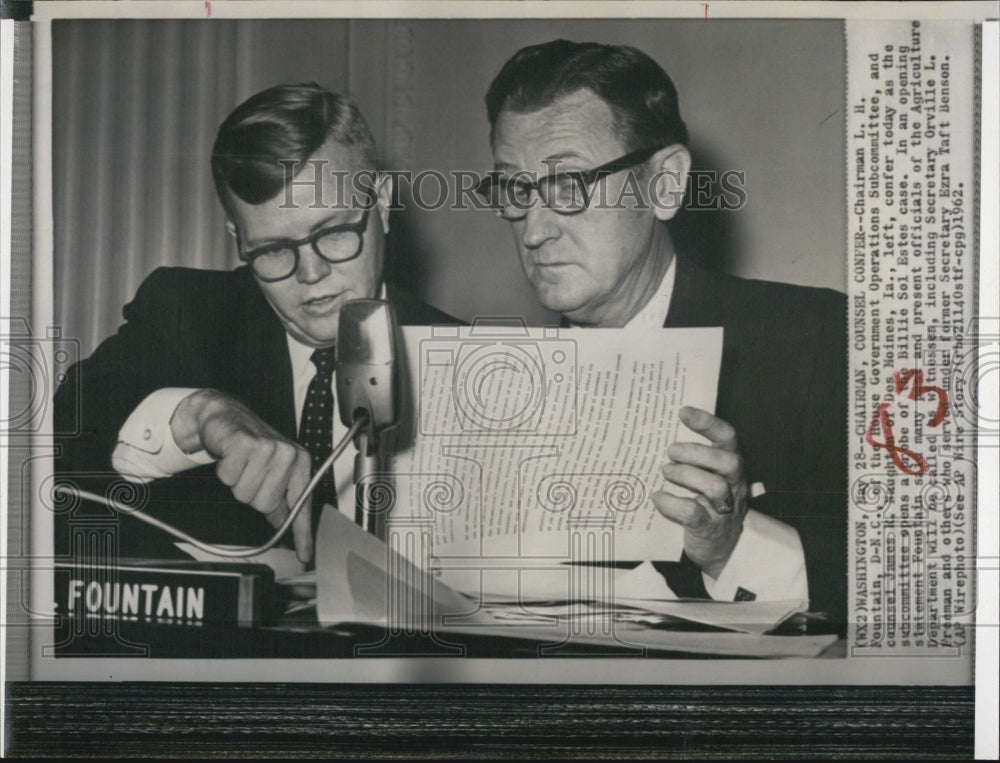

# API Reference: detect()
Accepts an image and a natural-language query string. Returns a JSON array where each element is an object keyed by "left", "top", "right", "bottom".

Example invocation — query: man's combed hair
[
  {"left": 211, "top": 83, "right": 377, "bottom": 207},
  {"left": 485, "top": 39, "right": 688, "bottom": 151}
]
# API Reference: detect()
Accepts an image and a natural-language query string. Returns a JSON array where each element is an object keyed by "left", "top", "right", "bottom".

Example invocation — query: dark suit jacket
[
  {"left": 662, "top": 256, "right": 848, "bottom": 624},
  {"left": 54, "top": 266, "right": 460, "bottom": 560}
]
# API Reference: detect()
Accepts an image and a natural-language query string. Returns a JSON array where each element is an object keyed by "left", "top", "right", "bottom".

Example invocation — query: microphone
[{"left": 336, "top": 299, "right": 400, "bottom": 537}]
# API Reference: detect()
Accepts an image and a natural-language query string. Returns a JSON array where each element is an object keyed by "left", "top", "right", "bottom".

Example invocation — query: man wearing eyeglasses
[
  {"left": 477, "top": 40, "right": 847, "bottom": 625},
  {"left": 53, "top": 84, "right": 457, "bottom": 565}
]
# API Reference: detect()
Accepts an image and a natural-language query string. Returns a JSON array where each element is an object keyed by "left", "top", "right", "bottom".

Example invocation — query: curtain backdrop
[{"left": 54, "top": 21, "right": 258, "bottom": 355}]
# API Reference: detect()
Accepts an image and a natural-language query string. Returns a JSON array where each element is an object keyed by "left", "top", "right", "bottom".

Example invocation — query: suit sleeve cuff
[
  {"left": 112, "top": 388, "right": 216, "bottom": 483},
  {"left": 701, "top": 509, "right": 809, "bottom": 603}
]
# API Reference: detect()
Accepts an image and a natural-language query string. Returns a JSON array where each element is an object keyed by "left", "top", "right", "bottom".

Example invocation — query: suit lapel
[
  {"left": 663, "top": 255, "right": 717, "bottom": 328},
  {"left": 662, "top": 256, "right": 739, "bottom": 423},
  {"left": 233, "top": 269, "right": 297, "bottom": 441}
]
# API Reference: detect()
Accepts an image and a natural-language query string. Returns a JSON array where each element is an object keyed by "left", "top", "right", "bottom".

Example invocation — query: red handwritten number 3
[
  {"left": 865, "top": 369, "right": 949, "bottom": 475},
  {"left": 892, "top": 369, "right": 948, "bottom": 427}
]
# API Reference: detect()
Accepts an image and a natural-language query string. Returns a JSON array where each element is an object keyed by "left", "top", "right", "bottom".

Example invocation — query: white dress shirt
[{"left": 623, "top": 255, "right": 677, "bottom": 330}]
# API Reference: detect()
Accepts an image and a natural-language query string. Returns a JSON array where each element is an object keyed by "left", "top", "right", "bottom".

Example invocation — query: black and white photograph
[
  {"left": 42, "top": 14, "right": 850, "bottom": 660},
  {"left": 1, "top": 1, "right": 995, "bottom": 757}
]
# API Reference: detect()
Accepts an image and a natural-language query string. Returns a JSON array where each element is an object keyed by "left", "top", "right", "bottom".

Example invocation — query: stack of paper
[{"left": 311, "top": 510, "right": 836, "bottom": 658}]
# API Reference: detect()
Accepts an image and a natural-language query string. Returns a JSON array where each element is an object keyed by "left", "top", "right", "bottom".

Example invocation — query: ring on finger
[
  {"left": 712, "top": 496, "right": 735, "bottom": 514},
  {"left": 695, "top": 494, "right": 733, "bottom": 516}
]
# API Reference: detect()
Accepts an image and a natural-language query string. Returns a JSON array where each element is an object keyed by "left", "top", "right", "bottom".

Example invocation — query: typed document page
[{"left": 381, "top": 326, "right": 723, "bottom": 596}]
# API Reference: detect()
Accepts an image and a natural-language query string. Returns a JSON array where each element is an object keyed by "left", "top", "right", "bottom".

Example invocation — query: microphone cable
[{"left": 53, "top": 417, "right": 365, "bottom": 559}]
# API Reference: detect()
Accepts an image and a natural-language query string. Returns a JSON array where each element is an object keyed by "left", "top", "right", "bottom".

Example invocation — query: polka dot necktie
[{"left": 298, "top": 347, "right": 338, "bottom": 529}]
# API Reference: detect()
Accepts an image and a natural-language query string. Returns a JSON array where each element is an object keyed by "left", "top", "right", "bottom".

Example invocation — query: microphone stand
[{"left": 353, "top": 425, "right": 385, "bottom": 540}]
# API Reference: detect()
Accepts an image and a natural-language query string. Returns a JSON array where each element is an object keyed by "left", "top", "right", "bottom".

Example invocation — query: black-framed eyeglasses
[
  {"left": 474, "top": 145, "right": 663, "bottom": 221},
  {"left": 237, "top": 207, "right": 370, "bottom": 282}
]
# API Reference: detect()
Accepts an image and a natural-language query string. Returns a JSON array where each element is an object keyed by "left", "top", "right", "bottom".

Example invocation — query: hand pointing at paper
[{"left": 651, "top": 406, "right": 749, "bottom": 580}]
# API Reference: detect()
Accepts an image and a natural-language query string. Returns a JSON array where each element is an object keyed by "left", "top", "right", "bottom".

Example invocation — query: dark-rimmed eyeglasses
[
  {"left": 474, "top": 145, "right": 663, "bottom": 221},
  {"left": 237, "top": 207, "right": 370, "bottom": 282}
]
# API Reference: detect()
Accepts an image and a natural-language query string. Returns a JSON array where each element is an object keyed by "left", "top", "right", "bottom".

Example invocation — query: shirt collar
[{"left": 287, "top": 333, "right": 316, "bottom": 380}]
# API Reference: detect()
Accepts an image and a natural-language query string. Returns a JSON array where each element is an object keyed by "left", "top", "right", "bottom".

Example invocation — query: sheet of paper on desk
[
  {"left": 605, "top": 598, "right": 807, "bottom": 637},
  {"left": 314, "top": 507, "right": 492, "bottom": 626},
  {"left": 383, "top": 326, "right": 724, "bottom": 602},
  {"left": 468, "top": 563, "right": 805, "bottom": 634},
  {"left": 479, "top": 600, "right": 803, "bottom": 634},
  {"left": 440, "top": 615, "right": 838, "bottom": 657}
]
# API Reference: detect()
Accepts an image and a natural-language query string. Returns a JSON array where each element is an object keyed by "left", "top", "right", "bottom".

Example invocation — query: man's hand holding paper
[{"left": 655, "top": 405, "right": 749, "bottom": 579}]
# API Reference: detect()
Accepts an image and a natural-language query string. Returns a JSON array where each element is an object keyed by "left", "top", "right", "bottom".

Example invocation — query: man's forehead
[{"left": 491, "top": 88, "right": 623, "bottom": 167}]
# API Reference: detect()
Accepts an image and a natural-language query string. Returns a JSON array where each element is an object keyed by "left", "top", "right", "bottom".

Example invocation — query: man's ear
[
  {"left": 375, "top": 173, "right": 394, "bottom": 234},
  {"left": 649, "top": 145, "right": 691, "bottom": 222}
]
